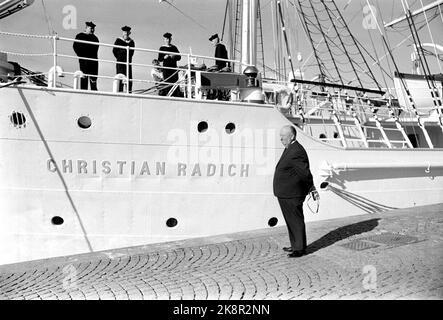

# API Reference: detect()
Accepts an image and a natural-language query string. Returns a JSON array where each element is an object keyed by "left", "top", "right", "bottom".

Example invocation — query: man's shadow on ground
[{"left": 306, "top": 218, "right": 380, "bottom": 255}]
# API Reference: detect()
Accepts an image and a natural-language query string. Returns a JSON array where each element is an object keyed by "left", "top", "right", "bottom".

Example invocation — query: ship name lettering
[{"left": 47, "top": 159, "right": 249, "bottom": 178}]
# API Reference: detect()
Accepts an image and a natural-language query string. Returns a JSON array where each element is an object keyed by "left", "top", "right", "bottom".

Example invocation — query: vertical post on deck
[
  {"left": 52, "top": 35, "right": 58, "bottom": 88},
  {"left": 187, "top": 54, "right": 192, "bottom": 98},
  {"left": 126, "top": 46, "right": 130, "bottom": 94}
]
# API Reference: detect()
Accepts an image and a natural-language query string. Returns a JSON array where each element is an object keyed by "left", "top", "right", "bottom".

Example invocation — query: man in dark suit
[{"left": 273, "top": 125, "right": 317, "bottom": 258}]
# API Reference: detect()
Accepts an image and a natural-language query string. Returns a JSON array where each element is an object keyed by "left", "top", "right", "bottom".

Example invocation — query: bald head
[{"left": 280, "top": 125, "right": 296, "bottom": 148}]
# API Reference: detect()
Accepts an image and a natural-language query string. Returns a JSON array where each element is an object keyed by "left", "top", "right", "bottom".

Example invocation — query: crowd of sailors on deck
[{"left": 73, "top": 21, "right": 230, "bottom": 97}]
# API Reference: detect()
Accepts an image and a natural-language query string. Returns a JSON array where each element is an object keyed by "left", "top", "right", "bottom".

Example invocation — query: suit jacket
[{"left": 273, "top": 140, "right": 313, "bottom": 199}]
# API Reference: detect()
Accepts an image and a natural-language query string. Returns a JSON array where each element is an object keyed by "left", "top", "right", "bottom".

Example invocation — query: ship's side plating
[{"left": 1, "top": 85, "right": 442, "bottom": 265}]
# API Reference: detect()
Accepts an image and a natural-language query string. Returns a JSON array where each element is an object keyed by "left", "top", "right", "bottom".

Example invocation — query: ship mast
[{"left": 241, "top": 0, "right": 258, "bottom": 71}]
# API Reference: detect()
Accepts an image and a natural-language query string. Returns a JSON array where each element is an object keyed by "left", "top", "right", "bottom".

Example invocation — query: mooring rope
[{"left": 328, "top": 185, "right": 398, "bottom": 213}]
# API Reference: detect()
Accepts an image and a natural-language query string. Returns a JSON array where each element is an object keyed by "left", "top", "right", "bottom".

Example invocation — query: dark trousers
[
  {"left": 277, "top": 197, "right": 307, "bottom": 251},
  {"left": 79, "top": 59, "right": 98, "bottom": 90}
]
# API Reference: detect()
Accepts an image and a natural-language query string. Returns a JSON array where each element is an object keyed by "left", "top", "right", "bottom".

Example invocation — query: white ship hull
[{"left": 1, "top": 85, "right": 442, "bottom": 265}]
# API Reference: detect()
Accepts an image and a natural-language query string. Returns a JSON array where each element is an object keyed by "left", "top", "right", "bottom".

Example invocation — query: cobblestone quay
[{"left": 0, "top": 204, "right": 442, "bottom": 300}]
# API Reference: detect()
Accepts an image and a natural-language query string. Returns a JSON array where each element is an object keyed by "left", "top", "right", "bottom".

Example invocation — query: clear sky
[{"left": 0, "top": 0, "right": 441, "bottom": 91}]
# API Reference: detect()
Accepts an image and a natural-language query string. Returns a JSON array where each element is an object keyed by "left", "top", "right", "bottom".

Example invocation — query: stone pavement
[{"left": 0, "top": 204, "right": 442, "bottom": 300}]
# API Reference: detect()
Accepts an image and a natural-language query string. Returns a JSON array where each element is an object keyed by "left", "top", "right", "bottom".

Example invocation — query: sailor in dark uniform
[
  {"left": 209, "top": 33, "right": 229, "bottom": 71},
  {"left": 158, "top": 32, "right": 181, "bottom": 97},
  {"left": 207, "top": 33, "right": 230, "bottom": 100},
  {"left": 113, "top": 25, "right": 135, "bottom": 93},
  {"left": 73, "top": 21, "right": 99, "bottom": 90}
]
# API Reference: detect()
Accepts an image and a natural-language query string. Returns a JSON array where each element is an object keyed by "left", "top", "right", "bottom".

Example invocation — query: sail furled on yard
[{"left": 295, "top": 0, "right": 381, "bottom": 91}]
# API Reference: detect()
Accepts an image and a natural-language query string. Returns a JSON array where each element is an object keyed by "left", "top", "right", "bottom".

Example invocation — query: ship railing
[
  {"left": 305, "top": 120, "right": 411, "bottom": 149},
  {"left": 263, "top": 80, "right": 422, "bottom": 148},
  {"left": 0, "top": 31, "right": 248, "bottom": 98},
  {"left": 299, "top": 90, "right": 432, "bottom": 123},
  {"left": 263, "top": 79, "right": 440, "bottom": 149},
  {"left": 264, "top": 78, "right": 440, "bottom": 119},
  {"left": 53, "top": 35, "right": 248, "bottom": 98}
]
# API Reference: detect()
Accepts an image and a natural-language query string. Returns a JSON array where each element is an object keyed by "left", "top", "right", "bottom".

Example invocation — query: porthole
[
  {"left": 225, "top": 122, "right": 236, "bottom": 134},
  {"left": 320, "top": 181, "right": 329, "bottom": 189},
  {"left": 77, "top": 116, "right": 92, "bottom": 129},
  {"left": 10, "top": 111, "right": 26, "bottom": 127},
  {"left": 333, "top": 132, "right": 339, "bottom": 139},
  {"left": 197, "top": 121, "right": 208, "bottom": 133},
  {"left": 268, "top": 217, "right": 278, "bottom": 227},
  {"left": 51, "top": 216, "right": 64, "bottom": 225},
  {"left": 319, "top": 133, "right": 327, "bottom": 141},
  {"left": 166, "top": 217, "right": 178, "bottom": 228}
]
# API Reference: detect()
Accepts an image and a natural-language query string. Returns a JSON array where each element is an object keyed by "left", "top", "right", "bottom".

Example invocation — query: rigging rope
[
  {"left": 0, "top": 79, "right": 26, "bottom": 89},
  {"left": 277, "top": 1, "right": 296, "bottom": 81},
  {"left": 296, "top": 0, "right": 327, "bottom": 80},
  {"left": 365, "top": 0, "right": 433, "bottom": 148},
  {"left": 310, "top": 0, "right": 345, "bottom": 85},
  {"left": 296, "top": 0, "right": 381, "bottom": 90},
  {"left": 361, "top": 1, "right": 391, "bottom": 95},
  {"left": 40, "top": 0, "right": 56, "bottom": 51},
  {"left": 160, "top": 0, "right": 208, "bottom": 31},
  {"left": 328, "top": 185, "right": 398, "bottom": 213},
  {"left": 402, "top": 0, "right": 443, "bottom": 120},
  {"left": 41, "top": 0, "right": 55, "bottom": 35},
  {"left": 330, "top": 0, "right": 381, "bottom": 90},
  {"left": 419, "top": 0, "right": 442, "bottom": 73},
  {"left": 221, "top": 0, "right": 229, "bottom": 41}
]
